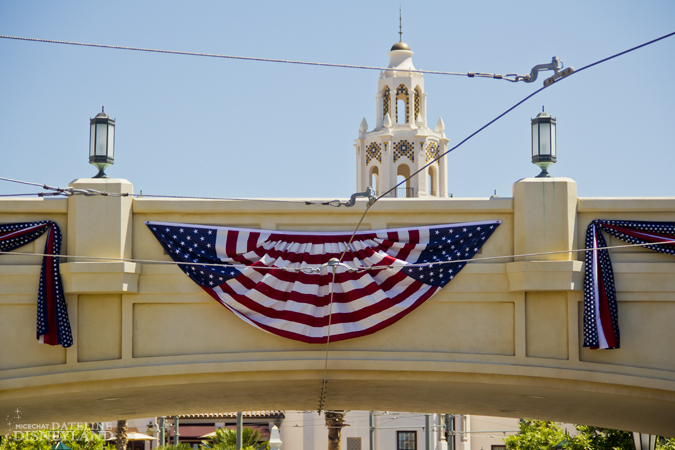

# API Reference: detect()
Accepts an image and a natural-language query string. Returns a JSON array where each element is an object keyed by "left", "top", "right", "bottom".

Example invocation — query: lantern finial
[
  {"left": 531, "top": 109, "right": 557, "bottom": 178},
  {"left": 89, "top": 109, "right": 116, "bottom": 178}
]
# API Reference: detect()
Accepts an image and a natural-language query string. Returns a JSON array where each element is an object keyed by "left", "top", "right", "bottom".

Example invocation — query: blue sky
[{"left": 1, "top": 1, "right": 673, "bottom": 199}]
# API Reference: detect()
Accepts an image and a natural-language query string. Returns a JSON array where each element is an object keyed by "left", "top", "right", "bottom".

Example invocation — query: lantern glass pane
[
  {"left": 90, "top": 123, "right": 96, "bottom": 157},
  {"left": 95, "top": 123, "right": 108, "bottom": 156},
  {"left": 539, "top": 122, "right": 551, "bottom": 156},
  {"left": 108, "top": 125, "right": 115, "bottom": 159},
  {"left": 532, "top": 123, "right": 539, "bottom": 157},
  {"left": 550, "top": 122, "right": 556, "bottom": 157}
]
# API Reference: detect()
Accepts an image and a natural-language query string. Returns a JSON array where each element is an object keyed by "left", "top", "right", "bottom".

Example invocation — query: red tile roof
[{"left": 177, "top": 412, "right": 284, "bottom": 419}]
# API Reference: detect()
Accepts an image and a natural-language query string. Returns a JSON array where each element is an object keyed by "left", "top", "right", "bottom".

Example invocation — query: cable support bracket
[
  {"left": 471, "top": 57, "right": 575, "bottom": 85},
  {"left": 312, "top": 186, "right": 376, "bottom": 208},
  {"left": 522, "top": 56, "right": 575, "bottom": 86},
  {"left": 37, "top": 186, "right": 130, "bottom": 197}
]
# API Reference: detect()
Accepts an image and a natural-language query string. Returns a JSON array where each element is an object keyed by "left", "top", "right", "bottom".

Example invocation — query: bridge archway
[{"left": 1, "top": 177, "right": 675, "bottom": 437}]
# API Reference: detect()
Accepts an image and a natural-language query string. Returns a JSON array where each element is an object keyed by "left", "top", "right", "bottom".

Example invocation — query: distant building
[{"left": 131, "top": 412, "right": 523, "bottom": 450}]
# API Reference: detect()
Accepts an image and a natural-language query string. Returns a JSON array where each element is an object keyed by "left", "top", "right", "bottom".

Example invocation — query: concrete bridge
[{"left": 1, "top": 177, "right": 674, "bottom": 437}]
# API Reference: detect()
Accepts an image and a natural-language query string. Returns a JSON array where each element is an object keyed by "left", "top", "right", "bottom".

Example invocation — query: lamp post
[
  {"left": 531, "top": 108, "right": 556, "bottom": 177},
  {"left": 89, "top": 107, "right": 115, "bottom": 178},
  {"left": 158, "top": 417, "right": 165, "bottom": 447}
]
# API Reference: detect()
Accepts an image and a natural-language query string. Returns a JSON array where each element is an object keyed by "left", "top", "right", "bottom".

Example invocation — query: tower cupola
[{"left": 354, "top": 42, "right": 449, "bottom": 198}]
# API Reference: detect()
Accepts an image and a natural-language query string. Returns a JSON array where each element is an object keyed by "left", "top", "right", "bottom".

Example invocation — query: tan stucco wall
[{"left": 1, "top": 178, "right": 674, "bottom": 436}]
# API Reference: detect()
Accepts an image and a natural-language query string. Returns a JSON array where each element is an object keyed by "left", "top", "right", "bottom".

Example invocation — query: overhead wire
[
  {"left": 315, "top": 29, "right": 675, "bottom": 413},
  {"left": 0, "top": 35, "right": 523, "bottom": 82},
  {"left": 333, "top": 29, "right": 675, "bottom": 267},
  {"left": 378, "top": 30, "right": 675, "bottom": 202},
  {"left": 136, "top": 192, "right": 314, "bottom": 204},
  {"left": 318, "top": 265, "right": 339, "bottom": 413},
  {"left": 0, "top": 193, "right": 45, "bottom": 197},
  {"left": 0, "top": 176, "right": 351, "bottom": 205},
  {"left": 3, "top": 30, "right": 671, "bottom": 206},
  {"left": 1, "top": 238, "right": 673, "bottom": 273},
  {"left": 2, "top": 30, "right": 674, "bottom": 413},
  {"left": 0, "top": 176, "right": 47, "bottom": 188}
]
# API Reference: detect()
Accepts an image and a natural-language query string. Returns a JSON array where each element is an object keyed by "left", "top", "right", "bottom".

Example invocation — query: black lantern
[
  {"left": 531, "top": 109, "right": 556, "bottom": 178},
  {"left": 633, "top": 433, "right": 657, "bottom": 450},
  {"left": 89, "top": 107, "right": 115, "bottom": 178}
]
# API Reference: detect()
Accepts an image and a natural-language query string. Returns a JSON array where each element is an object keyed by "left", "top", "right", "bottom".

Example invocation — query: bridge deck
[{"left": 1, "top": 178, "right": 674, "bottom": 436}]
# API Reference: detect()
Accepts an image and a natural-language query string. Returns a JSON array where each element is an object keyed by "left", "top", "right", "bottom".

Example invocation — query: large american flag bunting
[
  {"left": 0, "top": 221, "right": 73, "bottom": 347},
  {"left": 584, "top": 219, "right": 675, "bottom": 349},
  {"left": 147, "top": 220, "right": 501, "bottom": 343}
]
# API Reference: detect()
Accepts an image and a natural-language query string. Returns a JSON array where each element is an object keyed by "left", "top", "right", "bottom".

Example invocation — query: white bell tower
[{"left": 355, "top": 41, "right": 449, "bottom": 198}]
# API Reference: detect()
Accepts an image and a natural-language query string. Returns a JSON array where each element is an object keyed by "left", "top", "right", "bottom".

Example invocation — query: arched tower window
[
  {"left": 369, "top": 166, "right": 379, "bottom": 195},
  {"left": 397, "top": 99, "right": 405, "bottom": 124},
  {"left": 428, "top": 165, "right": 438, "bottom": 196},
  {"left": 414, "top": 86, "right": 421, "bottom": 122},
  {"left": 396, "top": 164, "right": 412, "bottom": 198},
  {"left": 382, "top": 86, "right": 391, "bottom": 121},
  {"left": 395, "top": 84, "right": 409, "bottom": 123}
]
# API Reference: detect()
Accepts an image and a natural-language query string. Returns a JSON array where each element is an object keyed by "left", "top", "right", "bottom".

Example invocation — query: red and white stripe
[{"left": 149, "top": 221, "right": 498, "bottom": 344}]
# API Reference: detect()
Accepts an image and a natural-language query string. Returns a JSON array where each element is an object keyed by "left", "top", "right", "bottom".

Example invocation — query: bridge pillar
[
  {"left": 62, "top": 178, "right": 139, "bottom": 296},
  {"left": 513, "top": 177, "right": 577, "bottom": 261},
  {"left": 66, "top": 178, "right": 134, "bottom": 261}
]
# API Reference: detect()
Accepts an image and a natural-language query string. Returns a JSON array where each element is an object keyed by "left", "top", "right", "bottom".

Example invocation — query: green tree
[
  {"left": 657, "top": 438, "right": 675, "bottom": 450},
  {"left": 505, "top": 421, "right": 675, "bottom": 450},
  {"left": 61, "top": 425, "right": 113, "bottom": 450},
  {"left": 567, "top": 426, "right": 633, "bottom": 450},
  {"left": 201, "top": 428, "right": 268, "bottom": 450},
  {"left": 505, "top": 420, "right": 567, "bottom": 450},
  {"left": 0, "top": 430, "right": 52, "bottom": 450}
]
